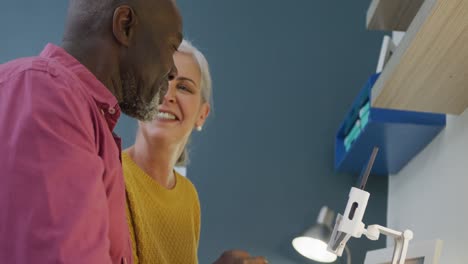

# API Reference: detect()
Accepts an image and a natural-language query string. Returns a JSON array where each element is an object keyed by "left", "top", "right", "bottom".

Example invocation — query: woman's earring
[{"left": 196, "top": 126, "right": 203, "bottom": 131}]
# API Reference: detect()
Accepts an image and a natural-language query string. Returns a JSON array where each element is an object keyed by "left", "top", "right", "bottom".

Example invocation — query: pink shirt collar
[{"left": 40, "top": 43, "right": 121, "bottom": 130}]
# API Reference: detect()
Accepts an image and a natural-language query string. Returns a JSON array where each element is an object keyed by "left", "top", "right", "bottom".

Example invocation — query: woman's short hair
[{"left": 175, "top": 40, "right": 213, "bottom": 166}]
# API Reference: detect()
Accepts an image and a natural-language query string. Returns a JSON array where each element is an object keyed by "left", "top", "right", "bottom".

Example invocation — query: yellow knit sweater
[{"left": 122, "top": 152, "right": 201, "bottom": 264}]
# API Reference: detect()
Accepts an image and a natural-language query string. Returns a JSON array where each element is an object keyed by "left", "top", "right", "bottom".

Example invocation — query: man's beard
[{"left": 119, "top": 72, "right": 163, "bottom": 121}]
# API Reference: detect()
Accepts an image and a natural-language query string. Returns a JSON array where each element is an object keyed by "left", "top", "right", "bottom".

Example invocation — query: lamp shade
[{"left": 292, "top": 206, "right": 337, "bottom": 263}]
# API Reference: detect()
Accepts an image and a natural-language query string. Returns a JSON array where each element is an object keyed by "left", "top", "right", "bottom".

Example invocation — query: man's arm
[{"left": 0, "top": 69, "right": 112, "bottom": 263}]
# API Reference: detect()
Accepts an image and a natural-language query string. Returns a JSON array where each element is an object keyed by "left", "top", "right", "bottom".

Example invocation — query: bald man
[
  {"left": 0, "top": 1, "right": 270, "bottom": 263},
  {"left": 0, "top": 0, "right": 181, "bottom": 263}
]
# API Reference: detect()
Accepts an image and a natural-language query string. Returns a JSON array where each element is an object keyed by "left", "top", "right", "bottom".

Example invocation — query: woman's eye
[{"left": 177, "top": 84, "right": 192, "bottom": 93}]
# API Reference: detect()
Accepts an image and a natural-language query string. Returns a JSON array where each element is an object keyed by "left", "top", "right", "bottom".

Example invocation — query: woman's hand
[{"left": 213, "top": 250, "right": 268, "bottom": 264}]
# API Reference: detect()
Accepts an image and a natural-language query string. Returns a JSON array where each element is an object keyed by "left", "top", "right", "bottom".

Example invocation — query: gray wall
[
  {"left": 388, "top": 111, "right": 468, "bottom": 263},
  {"left": 1, "top": 1, "right": 388, "bottom": 263},
  {"left": 0, "top": 1, "right": 68, "bottom": 61}
]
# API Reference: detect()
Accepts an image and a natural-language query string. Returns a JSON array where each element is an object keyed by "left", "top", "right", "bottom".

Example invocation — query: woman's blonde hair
[{"left": 175, "top": 40, "right": 213, "bottom": 166}]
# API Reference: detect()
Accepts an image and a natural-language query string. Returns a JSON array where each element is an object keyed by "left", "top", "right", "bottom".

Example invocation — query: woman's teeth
[{"left": 157, "top": 112, "right": 177, "bottom": 120}]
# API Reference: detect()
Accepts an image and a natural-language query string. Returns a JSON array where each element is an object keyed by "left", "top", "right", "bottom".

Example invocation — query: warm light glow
[{"left": 292, "top": 236, "right": 337, "bottom": 263}]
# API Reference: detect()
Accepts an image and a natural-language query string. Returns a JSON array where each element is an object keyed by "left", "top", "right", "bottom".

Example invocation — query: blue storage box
[{"left": 335, "top": 73, "right": 446, "bottom": 176}]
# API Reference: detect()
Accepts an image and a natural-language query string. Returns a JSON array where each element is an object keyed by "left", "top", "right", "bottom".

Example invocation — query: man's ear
[{"left": 112, "top": 5, "right": 138, "bottom": 47}]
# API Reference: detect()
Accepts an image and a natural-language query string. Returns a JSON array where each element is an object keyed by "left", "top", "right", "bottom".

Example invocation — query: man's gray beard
[{"left": 119, "top": 73, "right": 160, "bottom": 122}]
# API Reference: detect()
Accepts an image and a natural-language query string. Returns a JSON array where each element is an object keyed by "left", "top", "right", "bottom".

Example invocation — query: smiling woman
[
  {"left": 122, "top": 40, "right": 268, "bottom": 264},
  {"left": 122, "top": 40, "right": 211, "bottom": 264}
]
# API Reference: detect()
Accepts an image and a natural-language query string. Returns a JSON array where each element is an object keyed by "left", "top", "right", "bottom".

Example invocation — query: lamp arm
[
  {"left": 327, "top": 185, "right": 413, "bottom": 264},
  {"left": 364, "top": 225, "right": 414, "bottom": 264}
]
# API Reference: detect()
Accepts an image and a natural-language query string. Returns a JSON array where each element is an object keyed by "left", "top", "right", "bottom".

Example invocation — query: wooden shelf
[
  {"left": 367, "top": 0, "right": 425, "bottom": 31},
  {"left": 371, "top": 0, "right": 468, "bottom": 115}
]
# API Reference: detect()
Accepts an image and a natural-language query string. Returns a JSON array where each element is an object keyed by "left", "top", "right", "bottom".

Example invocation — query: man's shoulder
[
  {"left": 0, "top": 56, "right": 36, "bottom": 81},
  {"left": 0, "top": 55, "right": 94, "bottom": 120},
  {"left": 0, "top": 56, "right": 74, "bottom": 84},
  {"left": 0, "top": 56, "right": 87, "bottom": 101}
]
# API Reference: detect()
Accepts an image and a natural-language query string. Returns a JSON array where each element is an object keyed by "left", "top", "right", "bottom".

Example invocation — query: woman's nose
[{"left": 164, "top": 84, "right": 177, "bottom": 103}]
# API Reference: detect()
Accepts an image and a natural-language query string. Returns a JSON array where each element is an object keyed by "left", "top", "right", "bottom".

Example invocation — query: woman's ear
[
  {"left": 195, "top": 103, "right": 211, "bottom": 128},
  {"left": 112, "top": 5, "right": 138, "bottom": 47}
]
